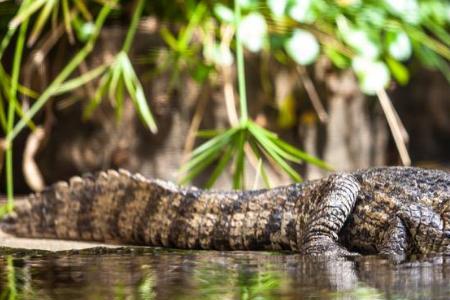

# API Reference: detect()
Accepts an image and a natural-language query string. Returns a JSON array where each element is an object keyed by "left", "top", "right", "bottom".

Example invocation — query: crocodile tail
[{"left": 1, "top": 169, "right": 184, "bottom": 245}]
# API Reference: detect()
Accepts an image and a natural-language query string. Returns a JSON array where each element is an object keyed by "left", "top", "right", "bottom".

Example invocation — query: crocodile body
[{"left": 1, "top": 167, "right": 450, "bottom": 257}]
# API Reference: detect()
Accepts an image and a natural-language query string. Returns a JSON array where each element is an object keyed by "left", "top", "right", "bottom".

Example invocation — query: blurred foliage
[{"left": 0, "top": 0, "right": 448, "bottom": 201}]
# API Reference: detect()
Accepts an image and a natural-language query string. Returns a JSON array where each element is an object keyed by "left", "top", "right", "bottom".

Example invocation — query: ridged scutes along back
[{"left": 3, "top": 169, "right": 183, "bottom": 244}]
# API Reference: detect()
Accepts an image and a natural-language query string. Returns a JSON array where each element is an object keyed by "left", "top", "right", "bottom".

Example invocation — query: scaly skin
[{"left": 1, "top": 167, "right": 449, "bottom": 257}]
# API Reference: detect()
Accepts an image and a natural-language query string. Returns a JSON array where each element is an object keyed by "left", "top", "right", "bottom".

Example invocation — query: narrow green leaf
[
  {"left": 182, "top": 132, "right": 235, "bottom": 173},
  {"left": 114, "top": 76, "right": 125, "bottom": 121},
  {"left": 0, "top": 64, "right": 38, "bottom": 98},
  {"left": 386, "top": 57, "right": 409, "bottom": 85},
  {"left": 180, "top": 149, "right": 222, "bottom": 185},
  {"left": 119, "top": 53, "right": 157, "bottom": 133},
  {"left": 53, "top": 64, "right": 108, "bottom": 95},
  {"left": 179, "top": 3, "right": 207, "bottom": 50},
  {"left": 17, "top": 83, "right": 38, "bottom": 99},
  {"left": 258, "top": 140, "right": 302, "bottom": 182},
  {"left": 6, "top": 15, "right": 29, "bottom": 212},
  {"left": 62, "top": 0, "right": 74, "bottom": 42},
  {"left": 191, "top": 127, "right": 239, "bottom": 157},
  {"left": 259, "top": 163, "right": 271, "bottom": 189},
  {"left": 248, "top": 121, "right": 278, "bottom": 139},
  {"left": 424, "top": 20, "right": 450, "bottom": 47},
  {"left": 108, "top": 59, "right": 122, "bottom": 100},
  {"left": 406, "top": 25, "right": 450, "bottom": 60},
  {"left": 74, "top": 0, "right": 93, "bottom": 21},
  {"left": 249, "top": 127, "right": 302, "bottom": 181},
  {"left": 196, "top": 129, "right": 223, "bottom": 138},
  {"left": 121, "top": 0, "right": 145, "bottom": 53},
  {"left": 160, "top": 27, "right": 180, "bottom": 51},
  {"left": 51, "top": 0, "right": 59, "bottom": 29},
  {"left": 249, "top": 124, "right": 302, "bottom": 163},
  {"left": 83, "top": 71, "right": 111, "bottom": 119},
  {"left": 232, "top": 129, "right": 246, "bottom": 189},
  {"left": 27, "top": 0, "right": 56, "bottom": 46},
  {"left": 324, "top": 46, "right": 349, "bottom": 69},
  {"left": 0, "top": 26, "right": 17, "bottom": 61},
  {"left": 9, "top": 0, "right": 46, "bottom": 29},
  {"left": 205, "top": 145, "right": 234, "bottom": 188},
  {"left": 8, "top": 1, "right": 116, "bottom": 143},
  {"left": 134, "top": 82, "right": 158, "bottom": 133},
  {"left": 248, "top": 140, "right": 271, "bottom": 188},
  {"left": 268, "top": 134, "right": 333, "bottom": 170},
  {"left": 0, "top": 93, "right": 8, "bottom": 130}
]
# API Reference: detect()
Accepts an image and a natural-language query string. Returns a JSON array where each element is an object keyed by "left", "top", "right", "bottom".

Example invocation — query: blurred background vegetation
[{"left": 0, "top": 0, "right": 449, "bottom": 211}]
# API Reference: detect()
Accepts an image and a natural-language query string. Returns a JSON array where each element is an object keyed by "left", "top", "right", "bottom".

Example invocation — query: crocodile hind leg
[
  {"left": 298, "top": 174, "right": 361, "bottom": 255},
  {"left": 378, "top": 217, "right": 411, "bottom": 262},
  {"left": 401, "top": 203, "right": 448, "bottom": 255},
  {"left": 380, "top": 203, "right": 449, "bottom": 259}
]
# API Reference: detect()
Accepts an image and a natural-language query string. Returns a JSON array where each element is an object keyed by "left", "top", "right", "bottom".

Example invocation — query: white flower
[
  {"left": 239, "top": 13, "right": 267, "bottom": 52},
  {"left": 267, "top": 0, "right": 288, "bottom": 18},
  {"left": 204, "top": 43, "right": 234, "bottom": 67},
  {"left": 387, "top": 31, "right": 412, "bottom": 61},
  {"left": 352, "top": 57, "right": 390, "bottom": 95},
  {"left": 383, "top": 0, "right": 420, "bottom": 24},
  {"left": 289, "top": 0, "right": 314, "bottom": 23},
  {"left": 285, "top": 29, "right": 320, "bottom": 65},
  {"left": 337, "top": 16, "right": 380, "bottom": 59}
]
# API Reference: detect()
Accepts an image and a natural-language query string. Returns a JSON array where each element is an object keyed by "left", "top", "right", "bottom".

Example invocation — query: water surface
[{"left": 0, "top": 248, "right": 449, "bottom": 299}]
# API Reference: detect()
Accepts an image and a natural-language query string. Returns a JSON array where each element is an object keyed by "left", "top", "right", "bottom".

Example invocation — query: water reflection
[{"left": 0, "top": 249, "right": 449, "bottom": 299}]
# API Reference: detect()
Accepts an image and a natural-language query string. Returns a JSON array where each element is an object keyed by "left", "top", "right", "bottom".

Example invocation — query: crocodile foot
[{"left": 302, "top": 237, "right": 360, "bottom": 257}]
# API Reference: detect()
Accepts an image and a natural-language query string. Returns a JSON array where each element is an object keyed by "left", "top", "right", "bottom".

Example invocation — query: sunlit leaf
[
  {"left": 159, "top": 27, "right": 179, "bottom": 51},
  {"left": 238, "top": 0, "right": 258, "bottom": 9},
  {"left": 386, "top": 57, "right": 409, "bottom": 85},
  {"left": 213, "top": 3, "right": 234, "bottom": 23},
  {"left": 324, "top": 46, "right": 349, "bottom": 69}
]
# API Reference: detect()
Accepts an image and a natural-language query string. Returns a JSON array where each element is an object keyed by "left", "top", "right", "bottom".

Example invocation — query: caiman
[{"left": 1, "top": 167, "right": 449, "bottom": 258}]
